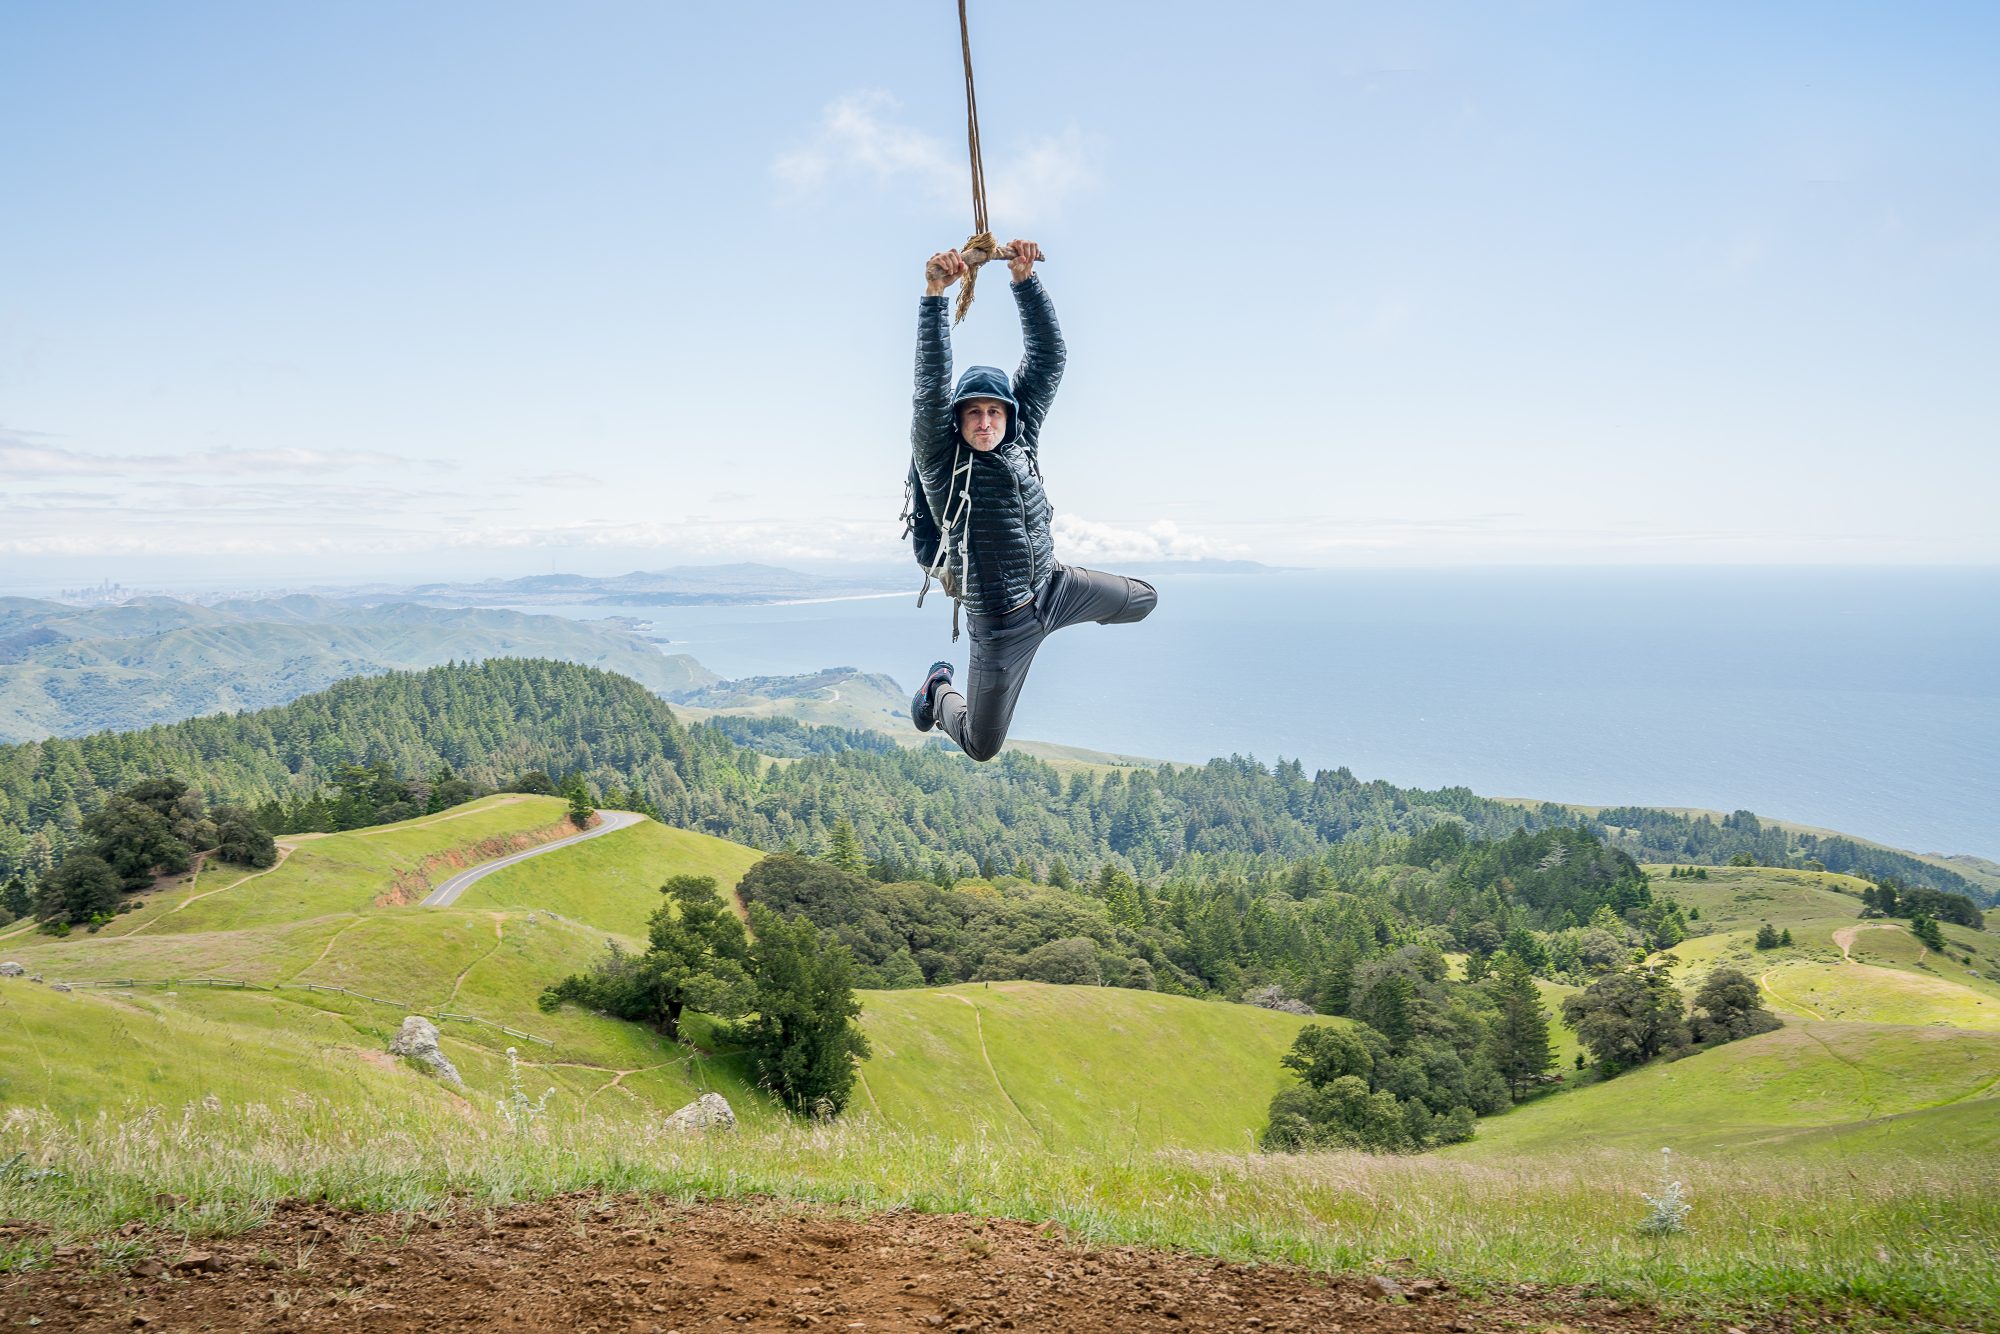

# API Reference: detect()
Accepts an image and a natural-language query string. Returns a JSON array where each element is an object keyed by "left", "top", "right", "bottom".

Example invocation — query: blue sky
[{"left": 3, "top": 1, "right": 1996, "bottom": 587}]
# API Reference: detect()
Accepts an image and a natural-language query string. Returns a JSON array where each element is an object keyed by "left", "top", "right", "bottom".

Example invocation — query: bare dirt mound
[
  {"left": 1833, "top": 921, "right": 1902, "bottom": 961},
  {"left": 1, "top": 1195, "right": 1733, "bottom": 1332}
]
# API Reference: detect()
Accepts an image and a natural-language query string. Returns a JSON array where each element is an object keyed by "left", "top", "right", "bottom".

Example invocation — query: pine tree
[
  {"left": 539, "top": 874, "right": 752, "bottom": 1041},
  {"left": 736, "top": 905, "right": 872, "bottom": 1117},
  {"left": 425, "top": 764, "right": 455, "bottom": 814},
  {"left": 1910, "top": 913, "right": 1946, "bottom": 952},
  {"left": 1487, "top": 953, "right": 1556, "bottom": 1097},
  {"left": 1313, "top": 937, "right": 1362, "bottom": 1016},
  {"left": 1754, "top": 922, "right": 1780, "bottom": 950},
  {"left": 564, "top": 774, "right": 595, "bottom": 829},
  {"left": 1358, "top": 971, "right": 1415, "bottom": 1048},
  {"left": 823, "top": 818, "right": 867, "bottom": 878},
  {"left": 1098, "top": 865, "right": 1145, "bottom": 929}
]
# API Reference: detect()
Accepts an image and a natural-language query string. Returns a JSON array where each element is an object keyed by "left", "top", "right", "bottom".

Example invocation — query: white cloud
[
  {"left": 774, "top": 91, "right": 1095, "bottom": 224},
  {"left": 1052, "top": 515, "right": 1240, "bottom": 562},
  {"left": 439, "top": 517, "right": 903, "bottom": 564},
  {"left": 0, "top": 440, "right": 450, "bottom": 477},
  {"left": 0, "top": 513, "right": 908, "bottom": 563}
]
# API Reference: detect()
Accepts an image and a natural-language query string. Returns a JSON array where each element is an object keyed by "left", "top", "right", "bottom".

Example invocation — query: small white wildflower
[
  {"left": 1639, "top": 1146, "right": 1691, "bottom": 1235},
  {"left": 495, "top": 1046, "right": 555, "bottom": 1133}
]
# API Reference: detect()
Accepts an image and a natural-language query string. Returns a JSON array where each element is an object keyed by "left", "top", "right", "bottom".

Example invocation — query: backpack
[{"left": 903, "top": 459, "right": 942, "bottom": 570}]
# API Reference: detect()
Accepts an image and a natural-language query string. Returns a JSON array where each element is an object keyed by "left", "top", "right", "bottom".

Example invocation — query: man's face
[{"left": 958, "top": 398, "right": 1007, "bottom": 452}]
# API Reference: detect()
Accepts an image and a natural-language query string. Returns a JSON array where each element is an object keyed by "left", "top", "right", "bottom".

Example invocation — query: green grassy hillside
[
  {"left": 1648, "top": 865, "right": 2000, "bottom": 1029},
  {"left": 5, "top": 810, "right": 2000, "bottom": 1324},
  {"left": 0, "top": 796, "right": 779, "bottom": 1125},
  {"left": 1653, "top": 863, "right": 1872, "bottom": 930},
  {"left": 456, "top": 818, "right": 763, "bottom": 939},
  {"left": 4, "top": 795, "right": 584, "bottom": 951},
  {"left": 854, "top": 981, "right": 1332, "bottom": 1151},
  {"left": 1459, "top": 1021, "right": 2000, "bottom": 1159},
  {"left": 0, "top": 793, "right": 1409, "bottom": 1155},
  {"left": 11, "top": 815, "right": 1994, "bottom": 1164}
]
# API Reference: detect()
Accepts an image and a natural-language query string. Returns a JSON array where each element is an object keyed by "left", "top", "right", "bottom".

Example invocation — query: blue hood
[{"left": 950, "top": 365, "right": 1020, "bottom": 446}]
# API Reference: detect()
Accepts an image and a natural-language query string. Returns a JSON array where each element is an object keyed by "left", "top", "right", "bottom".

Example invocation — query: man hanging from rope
[{"left": 905, "top": 240, "right": 1157, "bottom": 760}]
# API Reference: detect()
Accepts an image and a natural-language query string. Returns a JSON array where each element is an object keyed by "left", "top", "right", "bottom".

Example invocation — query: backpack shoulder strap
[{"left": 914, "top": 442, "right": 975, "bottom": 639}]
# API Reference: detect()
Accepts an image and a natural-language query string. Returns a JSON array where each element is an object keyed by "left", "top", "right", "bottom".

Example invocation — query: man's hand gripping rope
[{"left": 926, "top": 238, "right": 1044, "bottom": 320}]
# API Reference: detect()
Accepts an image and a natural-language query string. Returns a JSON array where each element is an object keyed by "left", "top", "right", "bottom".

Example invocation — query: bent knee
[
  {"left": 1103, "top": 578, "right": 1157, "bottom": 625},
  {"left": 961, "top": 734, "right": 1005, "bottom": 763}
]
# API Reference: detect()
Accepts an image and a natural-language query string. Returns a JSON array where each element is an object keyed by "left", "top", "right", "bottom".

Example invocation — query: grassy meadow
[
  {"left": 454, "top": 817, "right": 763, "bottom": 938},
  {"left": 1459, "top": 1021, "right": 2000, "bottom": 1157},
  {"left": 0, "top": 796, "right": 781, "bottom": 1126},
  {"left": 856, "top": 981, "right": 1333, "bottom": 1151},
  {"left": 1646, "top": 865, "right": 2000, "bottom": 1031},
  {"left": 2, "top": 818, "right": 1998, "bottom": 1326}
]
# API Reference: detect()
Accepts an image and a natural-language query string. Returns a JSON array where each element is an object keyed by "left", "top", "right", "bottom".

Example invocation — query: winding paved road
[{"left": 420, "top": 810, "right": 645, "bottom": 907}]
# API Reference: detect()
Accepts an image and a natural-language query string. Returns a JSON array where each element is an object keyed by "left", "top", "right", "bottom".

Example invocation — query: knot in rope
[{"left": 954, "top": 231, "right": 1000, "bottom": 325}]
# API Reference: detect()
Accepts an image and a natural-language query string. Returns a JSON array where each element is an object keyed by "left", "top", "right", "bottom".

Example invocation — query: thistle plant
[
  {"left": 495, "top": 1047, "right": 554, "bottom": 1134},
  {"left": 1639, "top": 1146, "right": 1691, "bottom": 1235}
]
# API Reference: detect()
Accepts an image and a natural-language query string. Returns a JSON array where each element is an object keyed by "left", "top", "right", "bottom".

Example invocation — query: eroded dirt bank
[{"left": 3, "top": 1194, "right": 1755, "bottom": 1332}]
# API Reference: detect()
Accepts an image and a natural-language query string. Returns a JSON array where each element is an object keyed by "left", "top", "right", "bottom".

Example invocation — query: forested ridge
[
  {"left": 0, "top": 658, "right": 1985, "bottom": 904},
  {"left": 0, "top": 595, "right": 712, "bottom": 743}
]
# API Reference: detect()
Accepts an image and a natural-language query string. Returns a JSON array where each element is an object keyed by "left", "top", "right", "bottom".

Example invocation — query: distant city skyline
[{"left": 4, "top": 2, "right": 1997, "bottom": 586}]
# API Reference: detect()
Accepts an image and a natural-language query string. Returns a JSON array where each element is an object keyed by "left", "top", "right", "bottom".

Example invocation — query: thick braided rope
[{"left": 955, "top": 0, "right": 992, "bottom": 324}]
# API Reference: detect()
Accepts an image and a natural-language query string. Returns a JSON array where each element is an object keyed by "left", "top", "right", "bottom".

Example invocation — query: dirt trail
[
  {"left": 443, "top": 915, "right": 509, "bottom": 1007},
  {"left": 287, "top": 916, "right": 365, "bottom": 983},
  {"left": 1833, "top": 921, "right": 1903, "bottom": 961},
  {"left": 0, "top": 1195, "right": 1723, "bottom": 1333},
  {"left": 948, "top": 993, "right": 1045, "bottom": 1145},
  {"left": 120, "top": 844, "right": 296, "bottom": 936},
  {"left": 1759, "top": 969, "right": 1824, "bottom": 1020}
]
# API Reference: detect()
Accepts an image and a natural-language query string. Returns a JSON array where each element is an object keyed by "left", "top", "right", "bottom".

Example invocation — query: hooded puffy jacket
[{"left": 910, "top": 274, "right": 1065, "bottom": 618}]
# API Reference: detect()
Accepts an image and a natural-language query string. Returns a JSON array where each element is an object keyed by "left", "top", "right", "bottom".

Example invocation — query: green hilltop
[
  {"left": 0, "top": 797, "right": 776, "bottom": 1125},
  {"left": 1641, "top": 864, "right": 1999, "bottom": 1029}
]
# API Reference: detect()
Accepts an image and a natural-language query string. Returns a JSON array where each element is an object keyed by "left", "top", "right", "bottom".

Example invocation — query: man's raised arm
[
  {"left": 1006, "top": 240, "right": 1064, "bottom": 453},
  {"left": 912, "top": 249, "right": 965, "bottom": 509}
]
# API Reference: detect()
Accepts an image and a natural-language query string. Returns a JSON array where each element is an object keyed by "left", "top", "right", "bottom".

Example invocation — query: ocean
[{"left": 522, "top": 567, "right": 2000, "bottom": 860}]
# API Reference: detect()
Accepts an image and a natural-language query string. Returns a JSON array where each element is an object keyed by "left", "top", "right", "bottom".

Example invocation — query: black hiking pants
[{"left": 934, "top": 563, "right": 1157, "bottom": 762}]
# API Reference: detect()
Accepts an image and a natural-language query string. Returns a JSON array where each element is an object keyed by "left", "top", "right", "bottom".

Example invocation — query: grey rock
[
  {"left": 49, "top": 981, "right": 71, "bottom": 993},
  {"left": 663, "top": 1092, "right": 736, "bottom": 1133},
  {"left": 1364, "top": 1275, "right": 1404, "bottom": 1302},
  {"left": 0, "top": 962, "right": 23, "bottom": 977},
  {"left": 387, "top": 1016, "right": 462, "bottom": 1086}
]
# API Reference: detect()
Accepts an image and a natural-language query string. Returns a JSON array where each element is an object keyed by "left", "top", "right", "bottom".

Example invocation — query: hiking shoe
[{"left": 910, "top": 660, "right": 954, "bottom": 732}]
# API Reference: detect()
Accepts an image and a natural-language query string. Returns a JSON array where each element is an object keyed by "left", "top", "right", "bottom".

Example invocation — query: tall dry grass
[{"left": 2, "top": 1099, "right": 1995, "bottom": 1327}]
